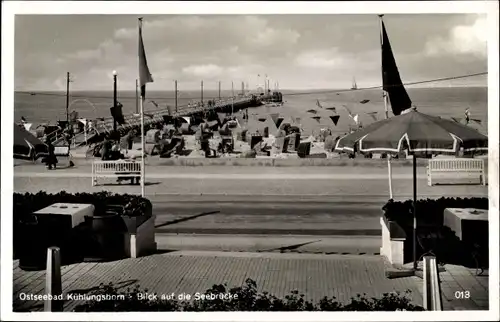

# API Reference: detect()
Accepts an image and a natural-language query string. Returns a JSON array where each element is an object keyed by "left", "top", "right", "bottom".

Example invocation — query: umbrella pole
[
  {"left": 387, "top": 156, "right": 393, "bottom": 199},
  {"left": 413, "top": 153, "right": 417, "bottom": 270}
]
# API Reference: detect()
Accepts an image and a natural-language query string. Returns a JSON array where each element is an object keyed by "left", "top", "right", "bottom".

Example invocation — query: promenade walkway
[
  {"left": 10, "top": 165, "right": 490, "bottom": 312},
  {"left": 12, "top": 250, "right": 489, "bottom": 312},
  {"left": 14, "top": 164, "right": 489, "bottom": 199},
  {"left": 13, "top": 251, "right": 424, "bottom": 312}
]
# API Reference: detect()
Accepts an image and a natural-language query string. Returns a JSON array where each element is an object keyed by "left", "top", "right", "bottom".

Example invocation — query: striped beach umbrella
[
  {"left": 335, "top": 108, "right": 488, "bottom": 270},
  {"left": 14, "top": 124, "right": 48, "bottom": 160},
  {"left": 335, "top": 109, "right": 487, "bottom": 155}
]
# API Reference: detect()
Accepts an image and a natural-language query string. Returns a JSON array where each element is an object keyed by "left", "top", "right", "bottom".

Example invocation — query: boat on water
[
  {"left": 263, "top": 91, "right": 284, "bottom": 107},
  {"left": 265, "top": 101, "right": 284, "bottom": 107},
  {"left": 351, "top": 77, "right": 358, "bottom": 90}
]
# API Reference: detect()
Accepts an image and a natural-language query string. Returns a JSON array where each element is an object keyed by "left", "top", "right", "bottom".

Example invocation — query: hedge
[
  {"left": 382, "top": 197, "right": 488, "bottom": 227},
  {"left": 73, "top": 279, "right": 424, "bottom": 311},
  {"left": 382, "top": 197, "right": 489, "bottom": 267},
  {"left": 13, "top": 191, "right": 152, "bottom": 222}
]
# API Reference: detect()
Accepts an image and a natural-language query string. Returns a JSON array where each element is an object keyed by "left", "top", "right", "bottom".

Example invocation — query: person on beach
[
  {"left": 111, "top": 141, "right": 121, "bottom": 158},
  {"left": 127, "top": 130, "right": 135, "bottom": 150},
  {"left": 87, "top": 119, "right": 92, "bottom": 129},
  {"left": 44, "top": 138, "right": 58, "bottom": 170},
  {"left": 101, "top": 136, "right": 111, "bottom": 160},
  {"left": 465, "top": 108, "right": 471, "bottom": 124},
  {"left": 64, "top": 129, "right": 75, "bottom": 167}
]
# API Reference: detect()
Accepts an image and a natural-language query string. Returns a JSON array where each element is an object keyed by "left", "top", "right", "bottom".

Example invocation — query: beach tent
[
  {"left": 14, "top": 124, "right": 48, "bottom": 160},
  {"left": 311, "top": 116, "right": 321, "bottom": 123},
  {"left": 366, "top": 112, "right": 378, "bottom": 121},
  {"left": 217, "top": 113, "right": 226, "bottom": 125},
  {"left": 329, "top": 115, "right": 340, "bottom": 126},
  {"left": 244, "top": 116, "right": 270, "bottom": 135},
  {"left": 22, "top": 123, "right": 33, "bottom": 131}
]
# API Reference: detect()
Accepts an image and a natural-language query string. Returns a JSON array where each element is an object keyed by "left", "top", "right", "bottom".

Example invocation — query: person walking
[
  {"left": 64, "top": 129, "right": 75, "bottom": 167},
  {"left": 44, "top": 138, "right": 58, "bottom": 170},
  {"left": 465, "top": 108, "right": 471, "bottom": 125},
  {"left": 101, "top": 136, "right": 111, "bottom": 161},
  {"left": 127, "top": 130, "right": 135, "bottom": 150}
]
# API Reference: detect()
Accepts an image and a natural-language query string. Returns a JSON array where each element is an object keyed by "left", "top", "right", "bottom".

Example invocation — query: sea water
[{"left": 13, "top": 87, "right": 488, "bottom": 136}]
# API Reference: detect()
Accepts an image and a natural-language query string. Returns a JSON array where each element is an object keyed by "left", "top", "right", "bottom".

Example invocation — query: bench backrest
[
  {"left": 428, "top": 158, "right": 483, "bottom": 171},
  {"left": 93, "top": 161, "right": 142, "bottom": 173},
  {"left": 54, "top": 146, "right": 70, "bottom": 156}
]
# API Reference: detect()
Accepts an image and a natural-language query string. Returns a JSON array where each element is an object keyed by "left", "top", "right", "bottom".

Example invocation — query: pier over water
[{"left": 53, "top": 95, "right": 264, "bottom": 146}]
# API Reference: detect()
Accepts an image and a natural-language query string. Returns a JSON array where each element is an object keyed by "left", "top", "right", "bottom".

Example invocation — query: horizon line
[{"left": 15, "top": 85, "right": 488, "bottom": 93}]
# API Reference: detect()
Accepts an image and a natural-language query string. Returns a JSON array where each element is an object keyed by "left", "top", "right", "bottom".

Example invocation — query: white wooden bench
[
  {"left": 92, "top": 160, "right": 142, "bottom": 186},
  {"left": 54, "top": 146, "right": 70, "bottom": 157},
  {"left": 427, "top": 158, "right": 486, "bottom": 186}
]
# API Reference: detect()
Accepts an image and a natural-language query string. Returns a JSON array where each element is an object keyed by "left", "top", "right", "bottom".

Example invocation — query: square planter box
[
  {"left": 122, "top": 215, "right": 150, "bottom": 234},
  {"left": 123, "top": 214, "right": 157, "bottom": 258},
  {"left": 380, "top": 214, "right": 407, "bottom": 267},
  {"left": 112, "top": 202, "right": 152, "bottom": 233}
]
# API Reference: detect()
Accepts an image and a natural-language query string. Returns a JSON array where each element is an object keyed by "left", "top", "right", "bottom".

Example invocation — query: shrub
[
  {"left": 73, "top": 279, "right": 424, "bottom": 312},
  {"left": 13, "top": 191, "right": 152, "bottom": 222},
  {"left": 13, "top": 191, "right": 152, "bottom": 259},
  {"left": 382, "top": 197, "right": 488, "bottom": 228},
  {"left": 382, "top": 197, "right": 489, "bottom": 267}
]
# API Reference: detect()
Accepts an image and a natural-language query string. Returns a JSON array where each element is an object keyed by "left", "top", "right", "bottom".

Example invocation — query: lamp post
[
  {"left": 231, "top": 81, "right": 234, "bottom": 116},
  {"left": 113, "top": 70, "right": 118, "bottom": 132},
  {"left": 65, "top": 72, "right": 70, "bottom": 124}
]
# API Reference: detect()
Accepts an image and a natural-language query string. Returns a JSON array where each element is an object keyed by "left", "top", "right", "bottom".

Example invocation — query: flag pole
[
  {"left": 138, "top": 17, "right": 149, "bottom": 198},
  {"left": 140, "top": 94, "right": 145, "bottom": 197},
  {"left": 379, "top": 14, "right": 393, "bottom": 200}
]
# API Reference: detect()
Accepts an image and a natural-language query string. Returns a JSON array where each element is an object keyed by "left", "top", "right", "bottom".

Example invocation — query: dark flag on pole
[
  {"left": 139, "top": 18, "right": 153, "bottom": 99},
  {"left": 380, "top": 17, "right": 412, "bottom": 116}
]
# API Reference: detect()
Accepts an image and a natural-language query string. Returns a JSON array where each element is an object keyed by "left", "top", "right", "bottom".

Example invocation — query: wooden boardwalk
[{"left": 11, "top": 250, "right": 490, "bottom": 312}]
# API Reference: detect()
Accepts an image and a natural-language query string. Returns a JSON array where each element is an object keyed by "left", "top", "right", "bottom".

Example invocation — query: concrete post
[
  {"left": 423, "top": 256, "right": 443, "bottom": 311},
  {"left": 44, "top": 247, "right": 63, "bottom": 312}
]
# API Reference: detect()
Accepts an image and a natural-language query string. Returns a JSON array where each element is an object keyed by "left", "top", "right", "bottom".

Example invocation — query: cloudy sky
[{"left": 14, "top": 13, "right": 487, "bottom": 91}]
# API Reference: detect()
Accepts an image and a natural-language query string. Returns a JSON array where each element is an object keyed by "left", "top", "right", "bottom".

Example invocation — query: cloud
[
  {"left": 182, "top": 64, "right": 224, "bottom": 78},
  {"left": 294, "top": 48, "right": 347, "bottom": 69},
  {"left": 14, "top": 14, "right": 488, "bottom": 91},
  {"left": 294, "top": 48, "right": 380, "bottom": 72},
  {"left": 62, "top": 39, "right": 124, "bottom": 62},
  {"left": 424, "top": 15, "right": 487, "bottom": 58},
  {"left": 250, "top": 27, "right": 300, "bottom": 47}
]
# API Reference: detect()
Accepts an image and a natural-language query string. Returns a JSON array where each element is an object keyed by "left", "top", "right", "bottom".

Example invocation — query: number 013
[{"left": 455, "top": 291, "right": 471, "bottom": 299}]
